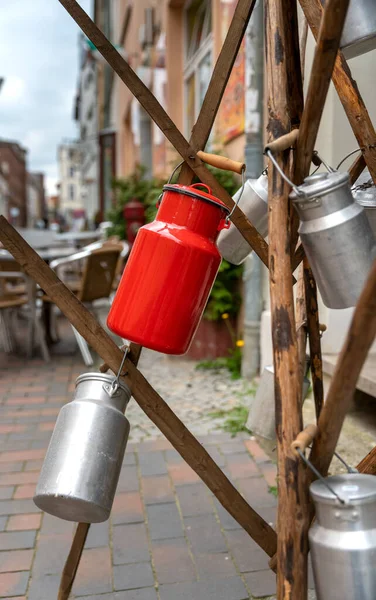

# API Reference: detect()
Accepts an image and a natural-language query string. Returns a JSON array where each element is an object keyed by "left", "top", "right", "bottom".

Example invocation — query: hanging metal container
[
  {"left": 309, "top": 473, "right": 376, "bottom": 600},
  {"left": 246, "top": 361, "right": 310, "bottom": 440},
  {"left": 290, "top": 171, "right": 375, "bottom": 309},
  {"left": 340, "top": 0, "right": 376, "bottom": 60},
  {"left": 217, "top": 173, "right": 269, "bottom": 265},
  {"left": 34, "top": 373, "right": 131, "bottom": 523},
  {"left": 107, "top": 183, "right": 230, "bottom": 355},
  {"left": 352, "top": 169, "right": 376, "bottom": 237}
]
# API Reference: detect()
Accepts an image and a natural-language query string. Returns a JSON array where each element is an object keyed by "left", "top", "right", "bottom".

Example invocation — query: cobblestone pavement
[{"left": 0, "top": 321, "right": 317, "bottom": 599}]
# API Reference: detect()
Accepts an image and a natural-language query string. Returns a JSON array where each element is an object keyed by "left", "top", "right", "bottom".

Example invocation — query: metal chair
[
  {"left": 0, "top": 259, "right": 50, "bottom": 361},
  {"left": 46, "top": 243, "right": 123, "bottom": 366}
]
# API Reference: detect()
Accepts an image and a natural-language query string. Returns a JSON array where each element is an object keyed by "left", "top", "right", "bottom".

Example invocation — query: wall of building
[
  {"left": 57, "top": 143, "right": 85, "bottom": 224},
  {"left": 0, "top": 141, "right": 27, "bottom": 227},
  {"left": 26, "top": 172, "right": 46, "bottom": 227}
]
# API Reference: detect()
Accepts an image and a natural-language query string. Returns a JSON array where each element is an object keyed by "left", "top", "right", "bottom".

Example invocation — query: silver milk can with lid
[
  {"left": 34, "top": 372, "right": 131, "bottom": 523},
  {"left": 309, "top": 473, "right": 376, "bottom": 600},
  {"left": 290, "top": 171, "right": 375, "bottom": 309},
  {"left": 340, "top": 0, "right": 376, "bottom": 60},
  {"left": 352, "top": 169, "right": 376, "bottom": 237},
  {"left": 217, "top": 173, "right": 268, "bottom": 265}
]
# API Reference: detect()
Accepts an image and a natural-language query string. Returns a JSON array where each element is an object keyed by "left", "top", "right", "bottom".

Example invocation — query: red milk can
[
  {"left": 107, "top": 183, "right": 230, "bottom": 354},
  {"left": 123, "top": 198, "right": 145, "bottom": 244}
]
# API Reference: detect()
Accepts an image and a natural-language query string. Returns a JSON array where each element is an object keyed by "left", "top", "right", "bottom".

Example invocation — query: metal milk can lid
[
  {"left": 310, "top": 473, "right": 376, "bottom": 506},
  {"left": 290, "top": 171, "right": 350, "bottom": 203},
  {"left": 75, "top": 372, "right": 131, "bottom": 400},
  {"left": 352, "top": 169, "right": 376, "bottom": 208}
]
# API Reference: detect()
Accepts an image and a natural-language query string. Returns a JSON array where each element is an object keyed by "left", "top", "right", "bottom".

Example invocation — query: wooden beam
[
  {"left": 357, "top": 446, "right": 376, "bottom": 475},
  {"left": 58, "top": 523, "right": 89, "bottom": 600},
  {"left": 58, "top": 0, "right": 269, "bottom": 268},
  {"left": 298, "top": 0, "right": 376, "bottom": 185},
  {"left": 265, "top": 0, "right": 309, "bottom": 596},
  {"left": 0, "top": 216, "right": 277, "bottom": 559},
  {"left": 349, "top": 153, "right": 367, "bottom": 185},
  {"left": 308, "top": 259, "right": 376, "bottom": 480},
  {"left": 178, "top": 0, "right": 257, "bottom": 184}
]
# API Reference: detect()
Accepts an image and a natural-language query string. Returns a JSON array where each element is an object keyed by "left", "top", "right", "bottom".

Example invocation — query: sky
[{"left": 0, "top": 0, "right": 91, "bottom": 195}]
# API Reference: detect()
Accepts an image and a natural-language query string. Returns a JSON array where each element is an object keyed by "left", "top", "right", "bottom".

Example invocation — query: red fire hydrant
[
  {"left": 108, "top": 183, "right": 230, "bottom": 355},
  {"left": 123, "top": 198, "right": 145, "bottom": 244}
]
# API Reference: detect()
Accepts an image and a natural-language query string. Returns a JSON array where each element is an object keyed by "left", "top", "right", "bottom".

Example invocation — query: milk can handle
[{"left": 266, "top": 150, "right": 305, "bottom": 197}]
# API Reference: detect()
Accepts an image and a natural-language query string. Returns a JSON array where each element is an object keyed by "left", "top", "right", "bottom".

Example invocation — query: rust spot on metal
[
  {"left": 274, "top": 306, "right": 293, "bottom": 350},
  {"left": 274, "top": 29, "right": 284, "bottom": 65}
]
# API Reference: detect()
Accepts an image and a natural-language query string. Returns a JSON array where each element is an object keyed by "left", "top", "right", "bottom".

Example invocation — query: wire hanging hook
[
  {"left": 226, "top": 165, "right": 246, "bottom": 223},
  {"left": 266, "top": 149, "right": 305, "bottom": 197},
  {"left": 109, "top": 345, "right": 130, "bottom": 396}
]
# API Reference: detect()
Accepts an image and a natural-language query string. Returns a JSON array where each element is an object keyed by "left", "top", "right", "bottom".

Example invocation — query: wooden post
[
  {"left": 309, "top": 259, "right": 376, "bottom": 479},
  {"left": 358, "top": 446, "right": 376, "bottom": 475},
  {"left": 298, "top": 0, "right": 376, "bottom": 184},
  {"left": 265, "top": 0, "right": 309, "bottom": 596},
  {"left": 0, "top": 217, "right": 277, "bottom": 562}
]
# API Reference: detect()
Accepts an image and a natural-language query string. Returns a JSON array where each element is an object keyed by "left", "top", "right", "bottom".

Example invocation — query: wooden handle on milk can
[
  {"left": 197, "top": 151, "right": 245, "bottom": 174},
  {"left": 291, "top": 424, "right": 318, "bottom": 456}
]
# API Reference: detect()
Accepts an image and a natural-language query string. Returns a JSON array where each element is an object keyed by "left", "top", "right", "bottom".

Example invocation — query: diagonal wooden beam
[
  {"left": 178, "top": 0, "right": 257, "bottom": 185},
  {"left": 0, "top": 216, "right": 277, "bottom": 559},
  {"left": 58, "top": 0, "right": 269, "bottom": 268},
  {"left": 298, "top": 0, "right": 376, "bottom": 185}
]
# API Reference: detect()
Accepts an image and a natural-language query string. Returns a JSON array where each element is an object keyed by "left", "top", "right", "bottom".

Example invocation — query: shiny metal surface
[
  {"left": 352, "top": 169, "right": 376, "bottom": 237},
  {"left": 246, "top": 364, "right": 310, "bottom": 440},
  {"left": 290, "top": 171, "right": 375, "bottom": 309},
  {"left": 309, "top": 474, "right": 376, "bottom": 600},
  {"left": 34, "top": 373, "right": 131, "bottom": 523},
  {"left": 217, "top": 174, "right": 268, "bottom": 265},
  {"left": 340, "top": 0, "right": 376, "bottom": 59}
]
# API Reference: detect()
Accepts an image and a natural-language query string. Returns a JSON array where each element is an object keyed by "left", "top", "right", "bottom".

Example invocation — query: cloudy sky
[{"left": 0, "top": 0, "right": 91, "bottom": 195}]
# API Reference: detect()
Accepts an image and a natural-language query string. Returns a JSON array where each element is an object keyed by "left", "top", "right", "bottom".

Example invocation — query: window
[
  {"left": 69, "top": 184, "right": 75, "bottom": 201},
  {"left": 184, "top": 0, "right": 212, "bottom": 136},
  {"left": 69, "top": 167, "right": 75, "bottom": 178}
]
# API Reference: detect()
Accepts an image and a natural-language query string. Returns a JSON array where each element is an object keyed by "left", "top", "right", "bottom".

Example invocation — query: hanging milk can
[
  {"left": 107, "top": 183, "right": 230, "bottom": 355},
  {"left": 352, "top": 169, "right": 376, "bottom": 237},
  {"left": 309, "top": 473, "right": 376, "bottom": 600},
  {"left": 289, "top": 171, "right": 375, "bottom": 309},
  {"left": 34, "top": 373, "right": 131, "bottom": 523},
  {"left": 340, "top": 0, "right": 376, "bottom": 60},
  {"left": 217, "top": 173, "right": 269, "bottom": 265}
]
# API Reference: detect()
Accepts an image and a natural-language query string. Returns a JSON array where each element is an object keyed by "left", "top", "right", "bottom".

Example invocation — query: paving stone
[
  {"left": 152, "top": 537, "right": 196, "bottom": 584},
  {"left": 244, "top": 569, "right": 277, "bottom": 597},
  {"left": 13, "top": 485, "right": 36, "bottom": 499},
  {"left": 226, "top": 453, "right": 260, "bottom": 479},
  {"left": 115, "top": 590, "right": 158, "bottom": 600},
  {"left": 245, "top": 439, "right": 272, "bottom": 464},
  {"left": 32, "top": 533, "right": 72, "bottom": 575},
  {"left": 238, "top": 476, "right": 278, "bottom": 508},
  {"left": 72, "top": 547, "right": 112, "bottom": 597},
  {"left": 176, "top": 483, "right": 213, "bottom": 517},
  {"left": 195, "top": 552, "right": 237, "bottom": 579},
  {"left": 0, "top": 486, "right": 14, "bottom": 500},
  {"left": 39, "top": 513, "right": 74, "bottom": 535},
  {"left": 0, "top": 463, "right": 23, "bottom": 473},
  {"left": 142, "top": 476, "right": 174, "bottom": 505},
  {"left": 7, "top": 513, "right": 41, "bottom": 531},
  {"left": 214, "top": 499, "right": 242, "bottom": 530},
  {"left": 0, "top": 517, "right": 6, "bottom": 532},
  {"left": 118, "top": 466, "right": 140, "bottom": 493},
  {"left": 184, "top": 514, "right": 227, "bottom": 554},
  {"left": 259, "top": 462, "right": 278, "bottom": 487},
  {"left": 0, "top": 549, "right": 34, "bottom": 572},
  {"left": 168, "top": 463, "right": 200, "bottom": 485},
  {"left": 112, "top": 523, "right": 150, "bottom": 565},
  {"left": 159, "top": 576, "right": 249, "bottom": 600},
  {"left": 138, "top": 451, "right": 168, "bottom": 477},
  {"left": 0, "top": 570, "right": 29, "bottom": 597},
  {"left": 164, "top": 449, "right": 184, "bottom": 465},
  {"left": 0, "top": 498, "right": 40, "bottom": 515},
  {"left": 113, "top": 561, "right": 154, "bottom": 591},
  {"left": 147, "top": 503, "right": 183, "bottom": 541},
  {"left": 27, "top": 573, "right": 60, "bottom": 600},
  {"left": 0, "top": 530, "right": 36, "bottom": 550},
  {"left": 221, "top": 440, "right": 248, "bottom": 455},
  {"left": 112, "top": 492, "right": 144, "bottom": 525},
  {"left": 225, "top": 529, "right": 270, "bottom": 573},
  {"left": 123, "top": 451, "right": 136, "bottom": 466},
  {"left": 85, "top": 520, "right": 110, "bottom": 548}
]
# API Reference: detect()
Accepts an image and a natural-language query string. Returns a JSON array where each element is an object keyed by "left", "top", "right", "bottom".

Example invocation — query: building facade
[
  {"left": 57, "top": 141, "right": 85, "bottom": 229},
  {"left": 74, "top": 36, "right": 99, "bottom": 226},
  {"left": 0, "top": 140, "right": 28, "bottom": 227},
  {"left": 26, "top": 172, "right": 46, "bottom": 227}
]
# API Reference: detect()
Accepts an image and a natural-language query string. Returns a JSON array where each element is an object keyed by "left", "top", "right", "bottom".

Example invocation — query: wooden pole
[
  {"left": 303, "top": 258, "right": 324, "bottom": 419},
  {"left": 58, "top": 0, "right": 269, "bottom": 268},
  {"left": 265, "top": 0, "right": 309, "bottom": 596},
  {"left": 295, "top": 262, "right": 308, "bottom": 394},
  {"left": 58, "top": 523, "right": 89, "bottom": 600},
  {"left": 357, "top": 446, "right": 376, "bottom": 475},
  {"left": 349, "top": 154, "right": 367, "bottom": 185},
  {"left": 298, "top": 0, "right": 376, "bottom": 185},
  {"left": 308, "top": 259, "right": 376, "bottom": 480},
  {"left": 0, "top": 217, "right": 277, "bottom": 560}
]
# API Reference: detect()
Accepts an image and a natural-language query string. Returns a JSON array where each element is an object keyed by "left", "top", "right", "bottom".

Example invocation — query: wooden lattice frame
[{"left": 0, "top": 1, "right": 375, "bottom": 598}]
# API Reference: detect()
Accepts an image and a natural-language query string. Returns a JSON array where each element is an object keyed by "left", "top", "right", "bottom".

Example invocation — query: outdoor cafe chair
[
  {"left": 45, "top": 243, "right": 123, "bottom": 366},
  {"left": 0, "top": 259, "right": 50, "bottom": 361}
]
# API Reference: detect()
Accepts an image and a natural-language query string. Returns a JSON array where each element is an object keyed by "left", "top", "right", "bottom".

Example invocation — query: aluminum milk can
[
  {"left": 246, "top": 362, "right": 310, "bottom": 440},
  {"left": 34, "top": 373, "right": 131, "bottom": 523},
  {"left": 217, "top": 173, "right": 268, "bottom": 265},
  {"left": 352, "top": 169, "right": 376, "bottom": 237},
  {"left": 290, "top": 171, "right": 375, "bottom": 309},
  {"left": 340, "top": 0, "right": 376, "bottom": 60},
  {"left": 107, "top": 183, "right": 229, "bottom": 355},
  {"left": 309, "top": 473, "right": 376, "bottom": 600}
]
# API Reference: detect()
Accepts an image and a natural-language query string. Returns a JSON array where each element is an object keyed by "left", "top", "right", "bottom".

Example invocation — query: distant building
[
  {"left": 74, "top": 37, "right": 99, "bottom": 225},
  {"left": 57, "top": 141, "right": 85, "bottom": 228},
  {"left": 0, "top": 163, "right": 9, "bottom": 217},
  {"left": 0, "top": 140, "right": 27, "bottom": 226},
  {"left": 27, "top": 172, "right": 46, "bottom": 227}
]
